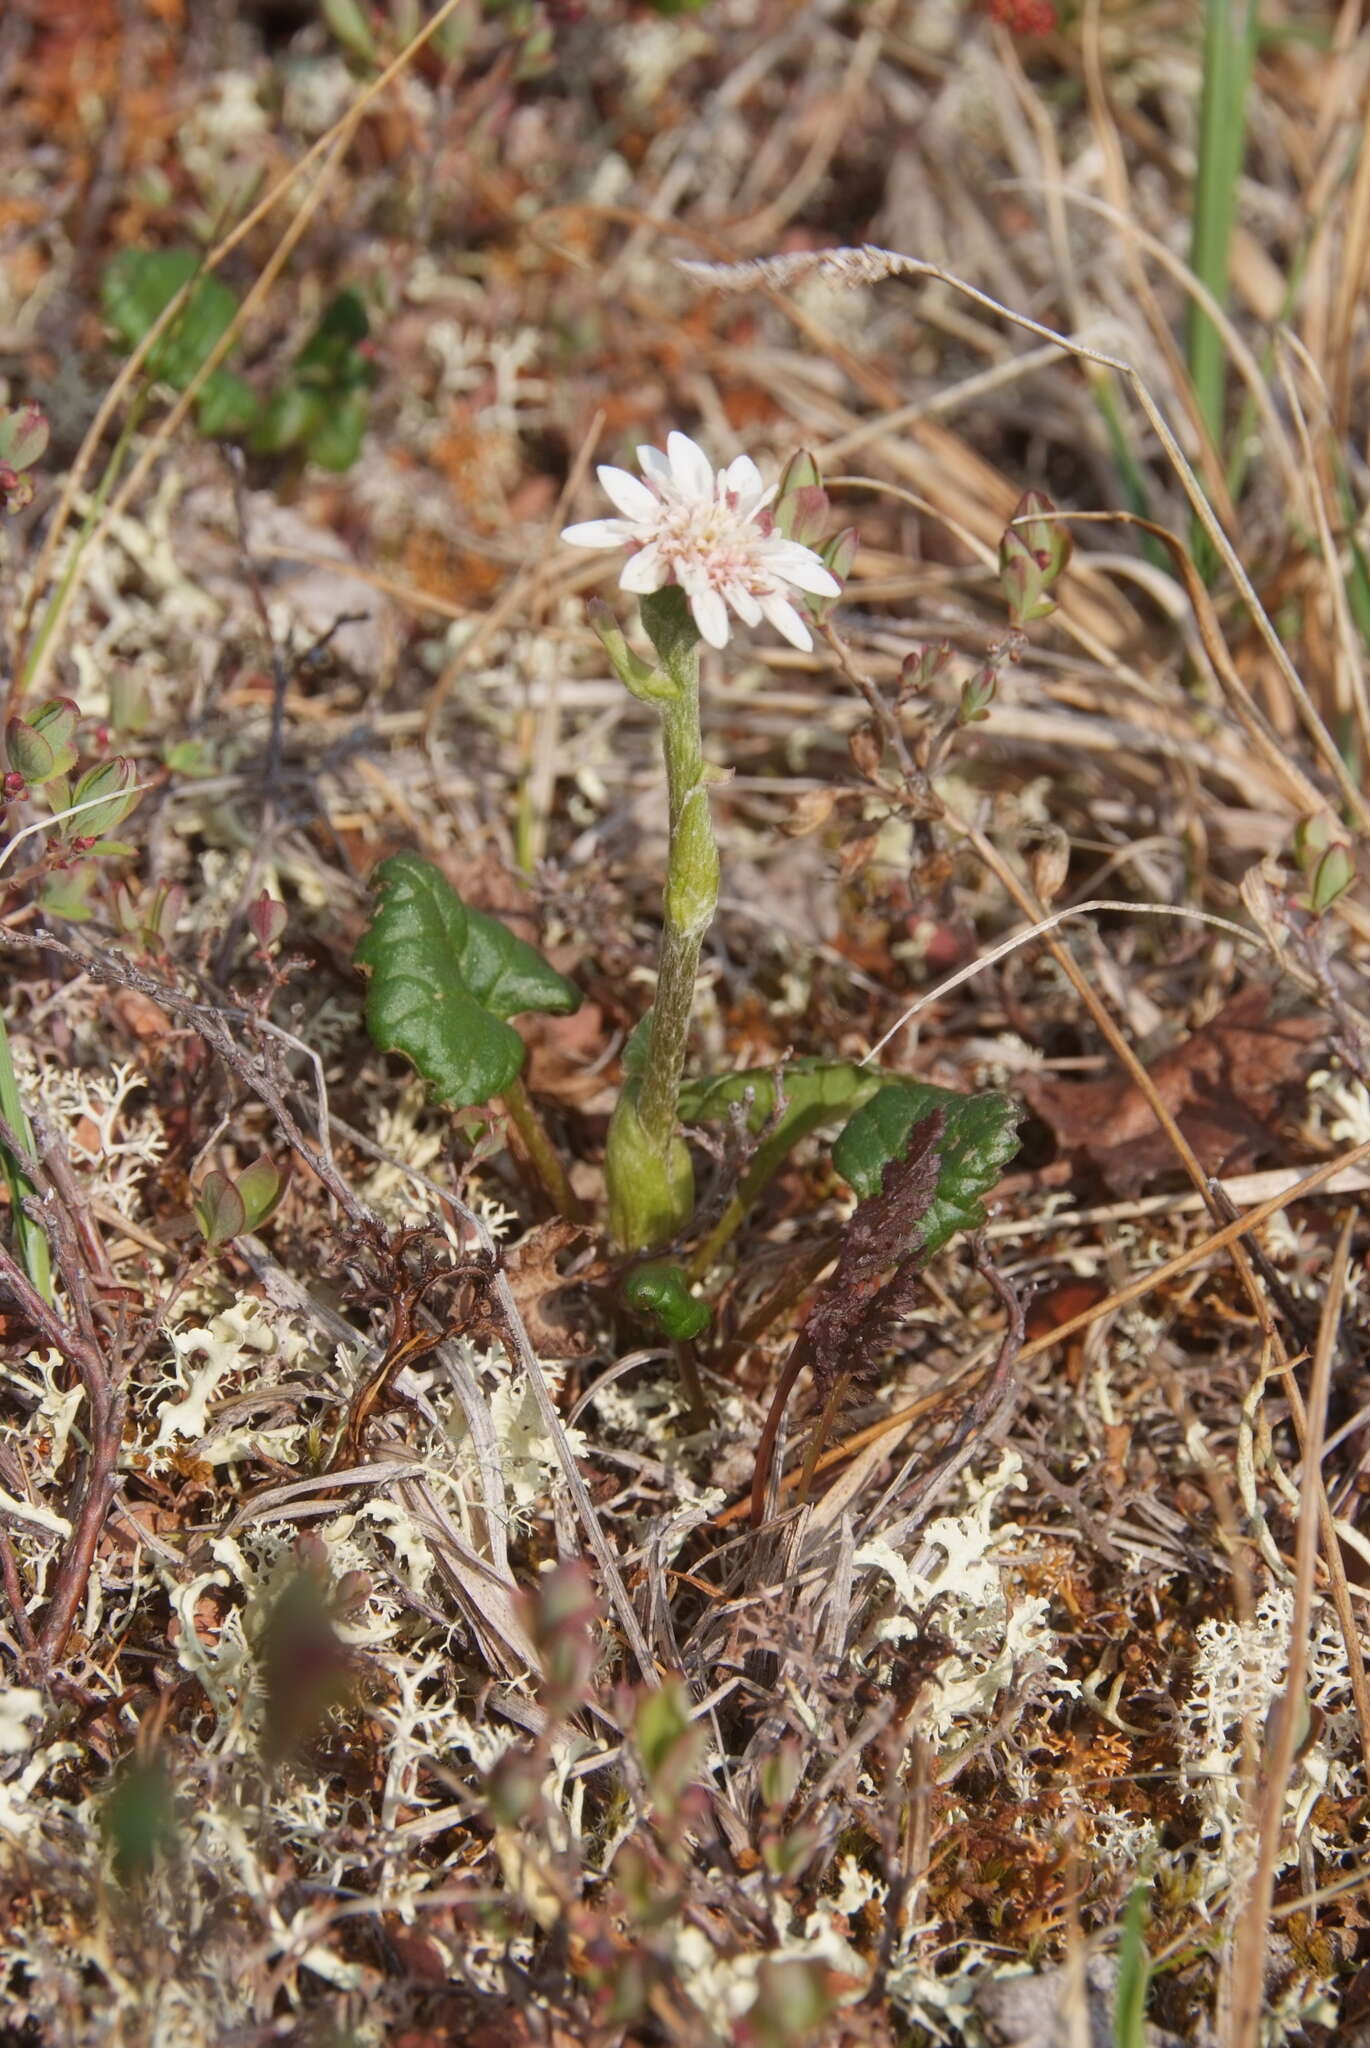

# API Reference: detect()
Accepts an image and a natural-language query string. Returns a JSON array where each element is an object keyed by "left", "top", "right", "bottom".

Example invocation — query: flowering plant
[
  {"left": 561, "top": 431, "right": 841, "bottom": 651},
  {"left": 354, "top": 431, "right": 1024, "bottom": 1416}
]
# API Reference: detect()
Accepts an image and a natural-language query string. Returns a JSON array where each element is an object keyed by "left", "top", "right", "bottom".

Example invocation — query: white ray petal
[
  {"left": 725, "top": 584, "right": 762, "bottom": 625},
  {"left": 759, "top": 593, "right": 813, "bottom": 650},
  {"left": 619, "top": 546, "right": 668, "bottom": 593},
  {"left": 597, "top": 465, "right": 660, "bottom": 521},
  {"left": 769, "top": 549, "right": 841, "bottom": 597},
  {"left": 690, "top": 586, "right": 731, "bottom": 647},
  {"left": 666, "top": 431, "right": 715, "bottom": 500},
  {"left": 560, "top": 518, "right": 631, "bottom": 549},
  {"left": 723, "top": 454, "right": 763, "bottom": 500}
]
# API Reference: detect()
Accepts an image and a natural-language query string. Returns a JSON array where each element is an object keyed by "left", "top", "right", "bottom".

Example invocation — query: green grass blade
[
  {"left": 0, "top": 1010, "right": 52, "bottom": 1301},
  {"left": 1188, "top": 0, "right": 1260, "bottom": 454},
  {"left": 1113, "top": 1874, "right": 1152, "bottom": 2048}
]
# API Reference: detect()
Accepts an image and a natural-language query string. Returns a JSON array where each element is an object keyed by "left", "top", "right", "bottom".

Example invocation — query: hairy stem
[
  {"left": 605, "top": 588, "right": 720, "bottom": 1251},
  {"left": 639, "top": 685, "right": 713, "bottom": 1143}
]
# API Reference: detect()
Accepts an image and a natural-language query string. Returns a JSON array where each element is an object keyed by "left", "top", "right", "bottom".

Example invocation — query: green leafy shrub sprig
[{"left": 101, "top": 250, "right": 377, "bottom": 471}]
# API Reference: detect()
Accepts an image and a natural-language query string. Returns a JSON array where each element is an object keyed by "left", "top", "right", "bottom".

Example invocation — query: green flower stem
[
  {"left": 603, "top": 589, "right": 721, "bottom": 1252},
  {"left": 638, "top": 677, "right": 718, "bottom": 1149},
  {"left": 498, "top": 1073, "right": 586, "bottom": 1224}
]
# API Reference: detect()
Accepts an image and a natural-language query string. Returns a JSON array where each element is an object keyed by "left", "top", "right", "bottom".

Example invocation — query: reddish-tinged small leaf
[
  {"left": 248, "top": 890, "right": 288, "bottom": 953},
  {"left": 5, "top": 719, "right": 55, "bottom": 785},
  {"left": 0, "top": 402, "right": 50, "bottom": 472},
  {"left": 194, "top": 1170, "right": 246, "bottom": 1247}
]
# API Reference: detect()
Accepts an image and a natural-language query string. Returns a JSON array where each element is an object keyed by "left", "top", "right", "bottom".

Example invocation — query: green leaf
[
  {"left": 6, "top": 697, "right": 79, "bottom": 785},
  {"left": 321, "top": 0, "right": 379, "bottom": 64},
  {"left": 621, "top": 1259, "right": 711, "bottom": 1341},
  {"left": 0, "top": 402, "right": 49, "bottom": 472},
  {"left": 38, "top": 865, "right": 97, "bottom": 921},
  {"left": 195, "top": 1169, "right": 247, "bottom": 1248},
  {"left": 101, "top": 1755, "right": 178, "bottom": 1888},
  {"left": 294, "top": 288, "right": 370, "bottom": 382},
  {"left": 4, "top": 719, "right": 55, "bottom": 784},
  {"left": 251, "top": 382, "right": 327, "bottom": 457},
  {"left": 304, "top": 383, "right": 370, "bottom": 472},
  {"left": 59, "top": 758, "right": 140, "bottom": 839},
  {"left": 163, "top": 737, "right": 215, "bottom": 776},
  {"left": 634, "top": 1679, "right": 704, "bottom": 1802},
  {"left": 236, "top": 1157, "right": 284, "bottom": 1230},
  {"left": 605, "top": 1087, "right": 694, "bottom": 1251},
  {"left": 679, "top": 1057, "right": 880, "bottom": 1132},
  {"left": 195, "top": 369, "right": 261, "bottom": 438},
  {"left": 354, "top": 852, "right": 581, "bottom": 1111},
  {"left": 832, "top": 1081, "right": 1020, "bottom": 1259},
  {"left": 101, "top": 248, "right": 241, "bottom": 391}
]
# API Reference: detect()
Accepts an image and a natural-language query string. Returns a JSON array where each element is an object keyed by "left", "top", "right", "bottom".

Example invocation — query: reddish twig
[{"left": 0, "top": 1238, "right": 124, "bottom": 1671}]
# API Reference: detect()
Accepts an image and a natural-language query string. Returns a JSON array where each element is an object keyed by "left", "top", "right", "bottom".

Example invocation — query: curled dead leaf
[{"left": 1022, "top": 983, "right": 1323, "bottom": 1196}]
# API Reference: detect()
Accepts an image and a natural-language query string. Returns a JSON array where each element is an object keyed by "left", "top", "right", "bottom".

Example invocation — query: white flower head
[{"left": 561, "top": 430, "right": 841, "bottom": 652}]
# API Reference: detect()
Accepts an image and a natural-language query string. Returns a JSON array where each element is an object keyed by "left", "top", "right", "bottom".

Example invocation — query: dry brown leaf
[
  {"left": 522, "top": 1002, "right": 609, "bottom": 1107},
  {"left": 1021, "top": 984, "right": 1323, "bottom": 1195},
  {"left": 503, "top": 1217, "right": 601, "bottom": 1357}
]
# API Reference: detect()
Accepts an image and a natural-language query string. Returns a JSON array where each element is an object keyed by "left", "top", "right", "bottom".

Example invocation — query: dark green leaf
[
  {"left": 680, "top": 1057, "right": 881, "bottom": 1133},
  {"left": 621, "top": 1259, "right": 711, "bottom": 1341},
  {"left": 251, "top": 382, "right": 328, "bottom": 458},
  {"left": 304, "top": 383, "right": 370, "bottom": 472},
  {"left": 832, "top": 1081, "right": 1020, "bottom": 1259},
  {"left": 294, "top": 289, "right": 370, "bottom": 382},
  {"left": 102, "top": 1756, "right": 178, "bottom": 1887},
  {"left": 354, "top": 852, "right": 581, "bottom": 1111},
  {"left": 101, "top": 249, "right": 240, "bottom": 391}
]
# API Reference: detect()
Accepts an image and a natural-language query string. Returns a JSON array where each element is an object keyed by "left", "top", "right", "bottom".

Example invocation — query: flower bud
[
  {"left": 773, "top": 450, "right": 829, "bottom": 546},
  {"left": 898, "top": 644, "right": 954, "bottom": 703},
  {"left": 999, "top": 490, "right": 1070, "bottom": 626}
]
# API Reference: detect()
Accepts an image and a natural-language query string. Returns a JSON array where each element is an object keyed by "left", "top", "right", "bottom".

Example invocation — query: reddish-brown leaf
[{"left": 1022, "top": 983, "right": 1323, "bottom": 1195}]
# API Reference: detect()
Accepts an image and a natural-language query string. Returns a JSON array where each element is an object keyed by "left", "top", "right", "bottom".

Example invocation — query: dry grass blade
[{"left": 1226, "top": 1212, "right": 1354, "bottom": 2048}]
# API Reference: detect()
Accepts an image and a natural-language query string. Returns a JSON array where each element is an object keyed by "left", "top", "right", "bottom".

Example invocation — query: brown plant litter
[{"left": 3, "top": 3, "right": 1370, "bottom": 2045}]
